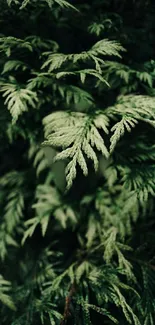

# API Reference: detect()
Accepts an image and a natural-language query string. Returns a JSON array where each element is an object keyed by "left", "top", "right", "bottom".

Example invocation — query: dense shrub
[{"left": 0, "top": 1, "right": 155, "bottom": 324}]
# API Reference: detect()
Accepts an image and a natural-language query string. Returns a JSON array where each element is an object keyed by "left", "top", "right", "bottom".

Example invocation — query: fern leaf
[
  {"left": 20, "top": 0, "right": 31, "bottom": 9},
  {"left": 0, "top": 82, "right": 38, "bottom": 122},
  {"left": 54, "top": 0, "right": 78, "bottom": 10},
  {"left": 0, "top": 275, "right": 16, "bottom": 310},
  {"left": 110, "top": 116, "right": 138, "bottom": 152},
  {"left": 2, "top": 60, "right": 28, "bottom": 74},
  {"left": 43, "top": 111, "right": 109, "bottom": 188},
  {"left": 42, "top": 39, "right": 124, "bottom": 76}
]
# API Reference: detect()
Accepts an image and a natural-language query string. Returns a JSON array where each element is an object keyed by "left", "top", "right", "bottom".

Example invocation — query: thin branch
[{"left": 60, "top": 282, "right": 76, "bottom": 325}]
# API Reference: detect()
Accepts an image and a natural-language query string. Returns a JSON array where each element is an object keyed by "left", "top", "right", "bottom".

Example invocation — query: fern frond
[
  {"left": 0, "top": 82, "right": 38, "bottom": 122},
  {"left": 0, "top": 275, "right": 16, "bottom": 310},
  {"left": 136, "top": 267, "right": 155, "bottom": 325},
  {"left": 90, "top": 39, "right": 124, "bottom": 58},
  {"left": 95, "top": 186, "right": 140, "bottom": 238},
  {"left": 119, "top": 164, "right": 155, "bottom": 205},
  {"left": 103, "top": 228, "right": 134, "bottom": 279},
  {"left": 26, "top": 36, "right": 59, "bottom": 52},
  {"left": 0, "top": 36, "right": 32, "bottom": 56},
  {"left": 57, "top": 85, "right": 94, "bottom": 107},
  {"left": 110, "top": 116, "right": 138, "bottom": 152},
  {"left": 3, "top": 190, "right": 25, "bottom": 233},
  {"left": 41, "top": 39, "right": 124, "bottom": 76},
  {"left": 112, "top": 284, "right": 140, "bottom": 325},
  {"left": 0, "top": 171, "right": 26, "bottom": 259},
  {"left": 88, "top": 265, "right": 139, "bottom": 324},
  {"left": 28, "top": 142, "right": 49, "bottom": 176},
  {"left": 86, "top": 303, "right": 118, "bottom": 324},
  {"left": 56, "top": 68, "right": 109, "bottom": 84},
  {"left": 0, "top": 224, "right": 18, "bottom": 261},
  {"left": 51, "top": 0, "right": 78, "bottom": 10},
  {"left": 136, "top": 71, "right": 153, "bottom": 87},
  {"left": 101, "top": 61, "right": 153, "bottom": 94},
  {"left": 27, "top": 72, "right": 54, "bottom": 89},
  {"left": 2, "top": 60, "right": 29, "bottom": 74},
  {"left": 22, "top": 184, "right": 77, "bottom": 243},
  {"left": 43, "top": 111, "right": 109, "bottom": 188},
  {"left": 36, "top": 298, "right": 62, "bottom": 325},
  {"left": 106, "top": 95, "right": 155, "bottom": 151}
]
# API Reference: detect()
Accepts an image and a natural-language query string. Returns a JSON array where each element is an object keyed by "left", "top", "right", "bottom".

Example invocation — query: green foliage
[
  {"left": 43, "top": 93, "right": 155, "bottom": 188},
  {"left": 0, "top": 171, "right": 26, "bottom": 260},
  {"left": 138, "top": 267, "right": 155, "bottom": 325},
  {"left": 0, "top": 0, "right": 155, "bottom": 325},
  {"left": 28, "top": 142, "right": 49, "bottom": 176},
  {"left": 0, "top": 81, "right": 38, "bottom": 123},
  {"left": 0, "top": 275, "right": 15, "bottom": 310},
  {"left": 7, "top": 0, "right": 78, "bottom": 10},
  {"left": 41, "top": 39, "right": 123, "bottom": 72},
  {"left": 22, "top": 183, "right": 77, "bottom": 242},
  {"left": 0, "top": 36, "right": 33, "bottom": 56},
  {"left": 43, "top": 111, "right": 109, "bottom": 188}
]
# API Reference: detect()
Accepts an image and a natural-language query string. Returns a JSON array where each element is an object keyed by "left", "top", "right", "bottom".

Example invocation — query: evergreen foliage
[{"left": 0, "top": 0, "right": 155, "bottom": 324}]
